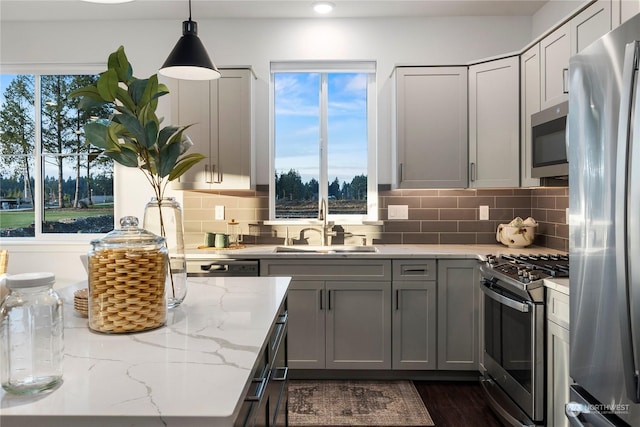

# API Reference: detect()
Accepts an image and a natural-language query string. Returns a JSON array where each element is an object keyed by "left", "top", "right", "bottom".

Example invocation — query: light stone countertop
[
  {"left": 0, "top": 276, "right": 290, "bottom": 427},
  {"left": 187, "top": 243, "right": 567, "bottom": 260},
  {"left": 187, "top": 243, "right": 570, "bottom": 294}
]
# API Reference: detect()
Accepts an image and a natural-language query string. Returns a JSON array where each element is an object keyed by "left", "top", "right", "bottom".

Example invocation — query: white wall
[
  {"left": 1, "top": 15, "right": 534, "bottom": 283},
  {"left": 531, "top": 0, "right": 587, "bottom": 39}
]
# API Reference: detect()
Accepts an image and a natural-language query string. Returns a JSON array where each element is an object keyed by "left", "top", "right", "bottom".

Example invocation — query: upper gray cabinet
[
  {"left": 468, "top": 56, "right": 520, "bottom": 188},
  {"left": 570, "top": 0, "right": 612, "bottom": 54},
  {"left": 395, "top": 67, "right": 468, "bottom": 188},
  {"left": 618, "top": 0, "right": 640, "bottom": 25},
  {"left": 520, "top": 44, "right": 542, "bottom": 188},
  {"left": 540, "top": 22, "right": 570, "bottom": 109},
  {"left": 170, "top": 68, "right": 253, "bottom": 190}
]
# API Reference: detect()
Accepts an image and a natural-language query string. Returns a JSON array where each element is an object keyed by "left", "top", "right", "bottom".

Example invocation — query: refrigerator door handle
[
  {"left": 615, "top": 40, "right": 640, "bottom": 403},
  {"left": 565, "top": 402, "right": 589, "bottom": 427}
]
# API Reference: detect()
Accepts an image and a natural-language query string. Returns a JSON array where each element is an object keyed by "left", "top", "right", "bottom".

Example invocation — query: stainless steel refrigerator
[{"left": 567, "top": 13, "right": 640, "bottom": 427}]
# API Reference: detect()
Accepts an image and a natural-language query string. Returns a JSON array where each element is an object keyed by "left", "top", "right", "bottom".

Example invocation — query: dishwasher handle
[{"left": 201, "top": 263, "right": 229, "bottom": 272}]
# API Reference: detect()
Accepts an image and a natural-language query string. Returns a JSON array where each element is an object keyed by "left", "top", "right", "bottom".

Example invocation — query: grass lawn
[{"left": 0, "top": 206, "right": 114, "bottom": 229}]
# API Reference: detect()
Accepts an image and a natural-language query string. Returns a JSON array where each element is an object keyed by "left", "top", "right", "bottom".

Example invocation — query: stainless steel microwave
[{"left": 531, "top": 101, "right": 569, "bottom": 178}]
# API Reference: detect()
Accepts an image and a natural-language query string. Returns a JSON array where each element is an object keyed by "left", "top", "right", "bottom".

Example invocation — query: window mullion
[
  {"left": 34, "top": 74, "right": 43, "bottom": 236},
  {"left": 319, "top": 73, "right": 328, "bottom": 213}
]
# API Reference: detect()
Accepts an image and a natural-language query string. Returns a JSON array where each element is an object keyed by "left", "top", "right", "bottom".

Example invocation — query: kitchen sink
[{"left": 273, "top": 245, "right": 378, "bottom": 254}]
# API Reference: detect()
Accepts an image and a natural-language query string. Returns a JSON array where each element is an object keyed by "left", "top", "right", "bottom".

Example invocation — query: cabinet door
[
  {"left": 541, "top": 23, "right": 570, "bottom": 109},
  {"left": 325, "top": 281, "right": 391, "bottom": 369},
  {"left": 214, "top": 69, "right": 252, "bottom": 189},
  {"left": 172, "top": 69, "right": 253, "bottom": 190},
  {"left": 547, "top": 320, "right": 570, "bottom": 427},
  {"left": 392, "top": 280, "right": 437, "bottom": 370},
  {"left": 173, "top": 79, "right": 211, "bottom": 189},
  {"left": 437, "top": 260, "right": 480, "bottom": 370},
  {"left": 287, "top": 280, "right": 325, "bottom": 369},
  {"left": 396, "top": 67, "right": 468, "bottom": 188},
  {"left": 570, "top": 0, "right": 612, "bottom": 54},
  {"left": 468, "top": 56, "right": 519, "bottom": 188},
  {"left": 619, "top": 0, "right": 640, "bottom": 25},
  {"left": 520, "top": 44, "right": 542, "bottom": 188}
]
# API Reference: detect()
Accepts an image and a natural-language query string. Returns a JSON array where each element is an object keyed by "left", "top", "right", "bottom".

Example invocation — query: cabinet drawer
[
  {"left": 392, "top": 260, "right": 436, "bottom": 281},
  {"left": 262, "top": 259, "right": 392, "bottom": 281},
  {"left": 547, "top": 288, "right": 570, "bottom": 329}
]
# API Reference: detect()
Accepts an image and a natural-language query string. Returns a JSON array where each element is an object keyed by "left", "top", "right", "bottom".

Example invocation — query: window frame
[
  {"left": 268, "top": 61, "right": 378, "bottom": 224},
  {"left": 1, "top": 62, "right": 115, "bottom": 242}
]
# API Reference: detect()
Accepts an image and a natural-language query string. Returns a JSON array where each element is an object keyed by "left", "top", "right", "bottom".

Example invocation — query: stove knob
[
  {"left": 528, "top": 272, "right": 540, "bottom": 281},
  {"left": 517, "top": 268, "right": 526, "bottom": 276}
]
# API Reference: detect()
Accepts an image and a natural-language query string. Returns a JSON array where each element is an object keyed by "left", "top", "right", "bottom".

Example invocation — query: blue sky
[{"left": 274, "top": 72, "right": 368, "bottom": 185}]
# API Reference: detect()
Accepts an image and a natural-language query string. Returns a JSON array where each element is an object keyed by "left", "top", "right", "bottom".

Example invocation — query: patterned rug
[{"left": 288, "top": 380, "right": 435, "bottom": 426}]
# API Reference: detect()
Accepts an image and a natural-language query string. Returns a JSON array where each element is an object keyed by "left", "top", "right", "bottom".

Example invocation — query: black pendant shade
[{"left": 159, "top": 1, "right": 220, "bottom": 80}]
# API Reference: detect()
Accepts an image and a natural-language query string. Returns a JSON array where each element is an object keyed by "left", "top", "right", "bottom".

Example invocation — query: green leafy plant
[{"left": 70, "top": 45, "right": 204, "bottom": 202}]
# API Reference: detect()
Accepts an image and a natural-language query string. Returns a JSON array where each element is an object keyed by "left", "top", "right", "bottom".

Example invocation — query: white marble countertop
[{"left": 0, "top": 276, "right": 290, "bottom": 427}]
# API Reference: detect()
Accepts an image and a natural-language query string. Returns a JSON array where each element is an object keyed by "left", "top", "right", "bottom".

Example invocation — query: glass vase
[{"left": 143, "top": 197, "right": 187, "bottom": 308}]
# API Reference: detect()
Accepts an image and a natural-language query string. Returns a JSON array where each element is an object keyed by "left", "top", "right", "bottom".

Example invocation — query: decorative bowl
[{"left": 496, "top": 224, "right": 537, "bottom": 248}]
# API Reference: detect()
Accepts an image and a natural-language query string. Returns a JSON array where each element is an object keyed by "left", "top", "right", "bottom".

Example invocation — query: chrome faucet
[{"left": 318, "top": 198, "right": 336, "bottom": 246}]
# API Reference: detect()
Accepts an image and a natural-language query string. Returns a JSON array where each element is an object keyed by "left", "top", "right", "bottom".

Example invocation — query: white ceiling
[{"left": 1, "top": 0, "right": 549, "bottom": 22}]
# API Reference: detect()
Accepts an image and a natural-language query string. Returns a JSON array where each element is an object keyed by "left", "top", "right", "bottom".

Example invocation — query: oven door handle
[{"left": 481, "top": 281, "right": 530, "bottom": 313}]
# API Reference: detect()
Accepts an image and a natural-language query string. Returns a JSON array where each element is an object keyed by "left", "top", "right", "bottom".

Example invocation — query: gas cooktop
[{"left": 483, "top": 253, "right": 569, "bottom": 285}]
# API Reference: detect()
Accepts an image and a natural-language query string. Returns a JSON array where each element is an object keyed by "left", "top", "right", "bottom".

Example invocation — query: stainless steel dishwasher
[{"left": 186, "top": 258, "right": 260, "bottom": 277}]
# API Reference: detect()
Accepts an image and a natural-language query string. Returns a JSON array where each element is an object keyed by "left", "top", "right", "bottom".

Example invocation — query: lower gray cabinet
[
  {"left": 326, "top": 281, "right": 391, "bottom": 369},
  {"left": 547, "top": 288, "right": 570, "bottom": 427},
  {"left": 287, "top": 280, "right": 325, "bottom": 369},
  {"left": 392, "top": 260, "right": 437, "bottom": 370},
  {"left": 392, "top": 280, "right": 437, "bottom": 369},
  {"left": 437, "top": 259, "right": 480, "bottom": 370},
  {"left": 262, "top": 259, "right": 392, "bottom": 370}
]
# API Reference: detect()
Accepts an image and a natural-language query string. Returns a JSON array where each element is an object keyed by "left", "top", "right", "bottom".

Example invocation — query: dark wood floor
[{"left": 413, "top": 381, "right": 503, "bottom": 427}]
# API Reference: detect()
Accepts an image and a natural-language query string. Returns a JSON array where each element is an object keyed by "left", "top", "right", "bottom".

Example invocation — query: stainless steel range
[{"left": 479, "top": 253, "right": 569, "bottom": 427}]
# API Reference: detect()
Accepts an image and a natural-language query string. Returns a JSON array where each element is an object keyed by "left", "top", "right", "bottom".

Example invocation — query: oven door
[{"left": 481, "top": 278, "right": 545, "bottom": 424}]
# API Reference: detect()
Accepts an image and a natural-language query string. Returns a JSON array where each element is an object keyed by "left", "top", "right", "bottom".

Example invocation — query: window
[
  {"left": 0, "top": 71, "right": 114, "bottom": 238},
  {"left": 270, "top": 61, "right": 377, "bottom": 222}
]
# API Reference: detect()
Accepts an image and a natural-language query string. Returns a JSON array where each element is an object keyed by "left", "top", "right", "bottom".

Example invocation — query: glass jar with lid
[
  {"left": 0, "top": 272, "right": 64, "bottom": 395},
  {"left": 87, "top": 216, "right": 167, "bottom": 334}
]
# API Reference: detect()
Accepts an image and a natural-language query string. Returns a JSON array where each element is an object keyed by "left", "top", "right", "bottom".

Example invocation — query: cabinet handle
[
  {"left": 470, "top": 162, "right": 476, "bottom": 182},
  {"left": 398, "top": 163, "right": 404, "bottom": 184},
  {"left": 204, "top": 164, "right": 211, "bottom": 183},
  {"left": 396, "top": 289, "right": 399, "bottom": 310},
  {"left": 245, "top": 376, "right": 269, "bottom": 402},
  {"left": 328, "top": 290, "right": 332, "bottom": 310},
  {"left": 212, "top": 163, "right": 221, "bottom": 183},
  {"left": 562, "top": 68, "right": 569, "bottom": 94},
  {"left": 272, "top": 366, "right": 288, "bottom": 382},
  {"left": 276, "top": 311, "right": 288, "bottom": 325},
  {"left": 402, "top": 267, "right": 427, "bottom": 274},
  {"left": 319, "top": 289, "right": 323, "bottom": 310}
]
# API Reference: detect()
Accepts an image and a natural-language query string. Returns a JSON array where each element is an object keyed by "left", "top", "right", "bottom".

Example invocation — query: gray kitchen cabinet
[
  {"left": 325, "top": 281, "right": 391, "bottom": 369},
  {"left": 618, "top": 0, "right": 640, "bottom": 25},
  {"left": 520, "top": 44, "right": 542, "bottom": 188},
  {"left": 437, "top": 259, "right": 480, "bottom": 370},
  {"left": 395, "top": 66, "right": 468, "bottom": 188},
  {"left": 392, "top": 260, "right": 437, "bottom": 370},
  {"left": 468, "top": 56, "right": 520, "bottom": 188},
  {"left": 570, "top": 0, "right": 612, "bottom": 54},
  {"left": 261, "top": 259, "right": 392, "bottom": 370},
  {"left": 170, "top": 68, "right": 253, "bottom": 190},
  {"left": 540, "top": 22, "right": 570, "bottom": 109},
  {"left": 287, "top": 280, "right": 325, "bottom": 369},
  {"left": 546, "top": 288, "right": 570, "bottom": 427}
]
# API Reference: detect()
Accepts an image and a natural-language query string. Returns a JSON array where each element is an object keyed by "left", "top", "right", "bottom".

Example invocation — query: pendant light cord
[{"left": 188, "top": 0, "right": 192, "bottom": 21}]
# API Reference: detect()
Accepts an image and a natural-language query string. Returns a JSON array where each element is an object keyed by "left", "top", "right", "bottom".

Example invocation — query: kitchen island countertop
[{"left": 0, "top": 276, "right": 290, "bottom": 427}]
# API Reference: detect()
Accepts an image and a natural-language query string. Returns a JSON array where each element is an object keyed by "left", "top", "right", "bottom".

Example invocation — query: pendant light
[{"left": 159, "top": 0, "right": 221, "bottom": 80}]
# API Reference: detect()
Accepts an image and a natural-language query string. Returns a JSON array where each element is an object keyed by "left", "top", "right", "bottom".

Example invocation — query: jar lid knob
[{"left": 120, "top": 216, "right": 139, "bottom": 228}]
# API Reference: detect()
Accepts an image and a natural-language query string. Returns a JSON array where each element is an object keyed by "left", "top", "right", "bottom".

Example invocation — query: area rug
[{"left": 288, "top": 380, "right": 435, "bottom": 426}]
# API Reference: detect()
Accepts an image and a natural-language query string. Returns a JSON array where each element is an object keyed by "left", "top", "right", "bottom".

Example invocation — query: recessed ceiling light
[{"left": 313, "top": 1, "right": 335, "bottom": 14}]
